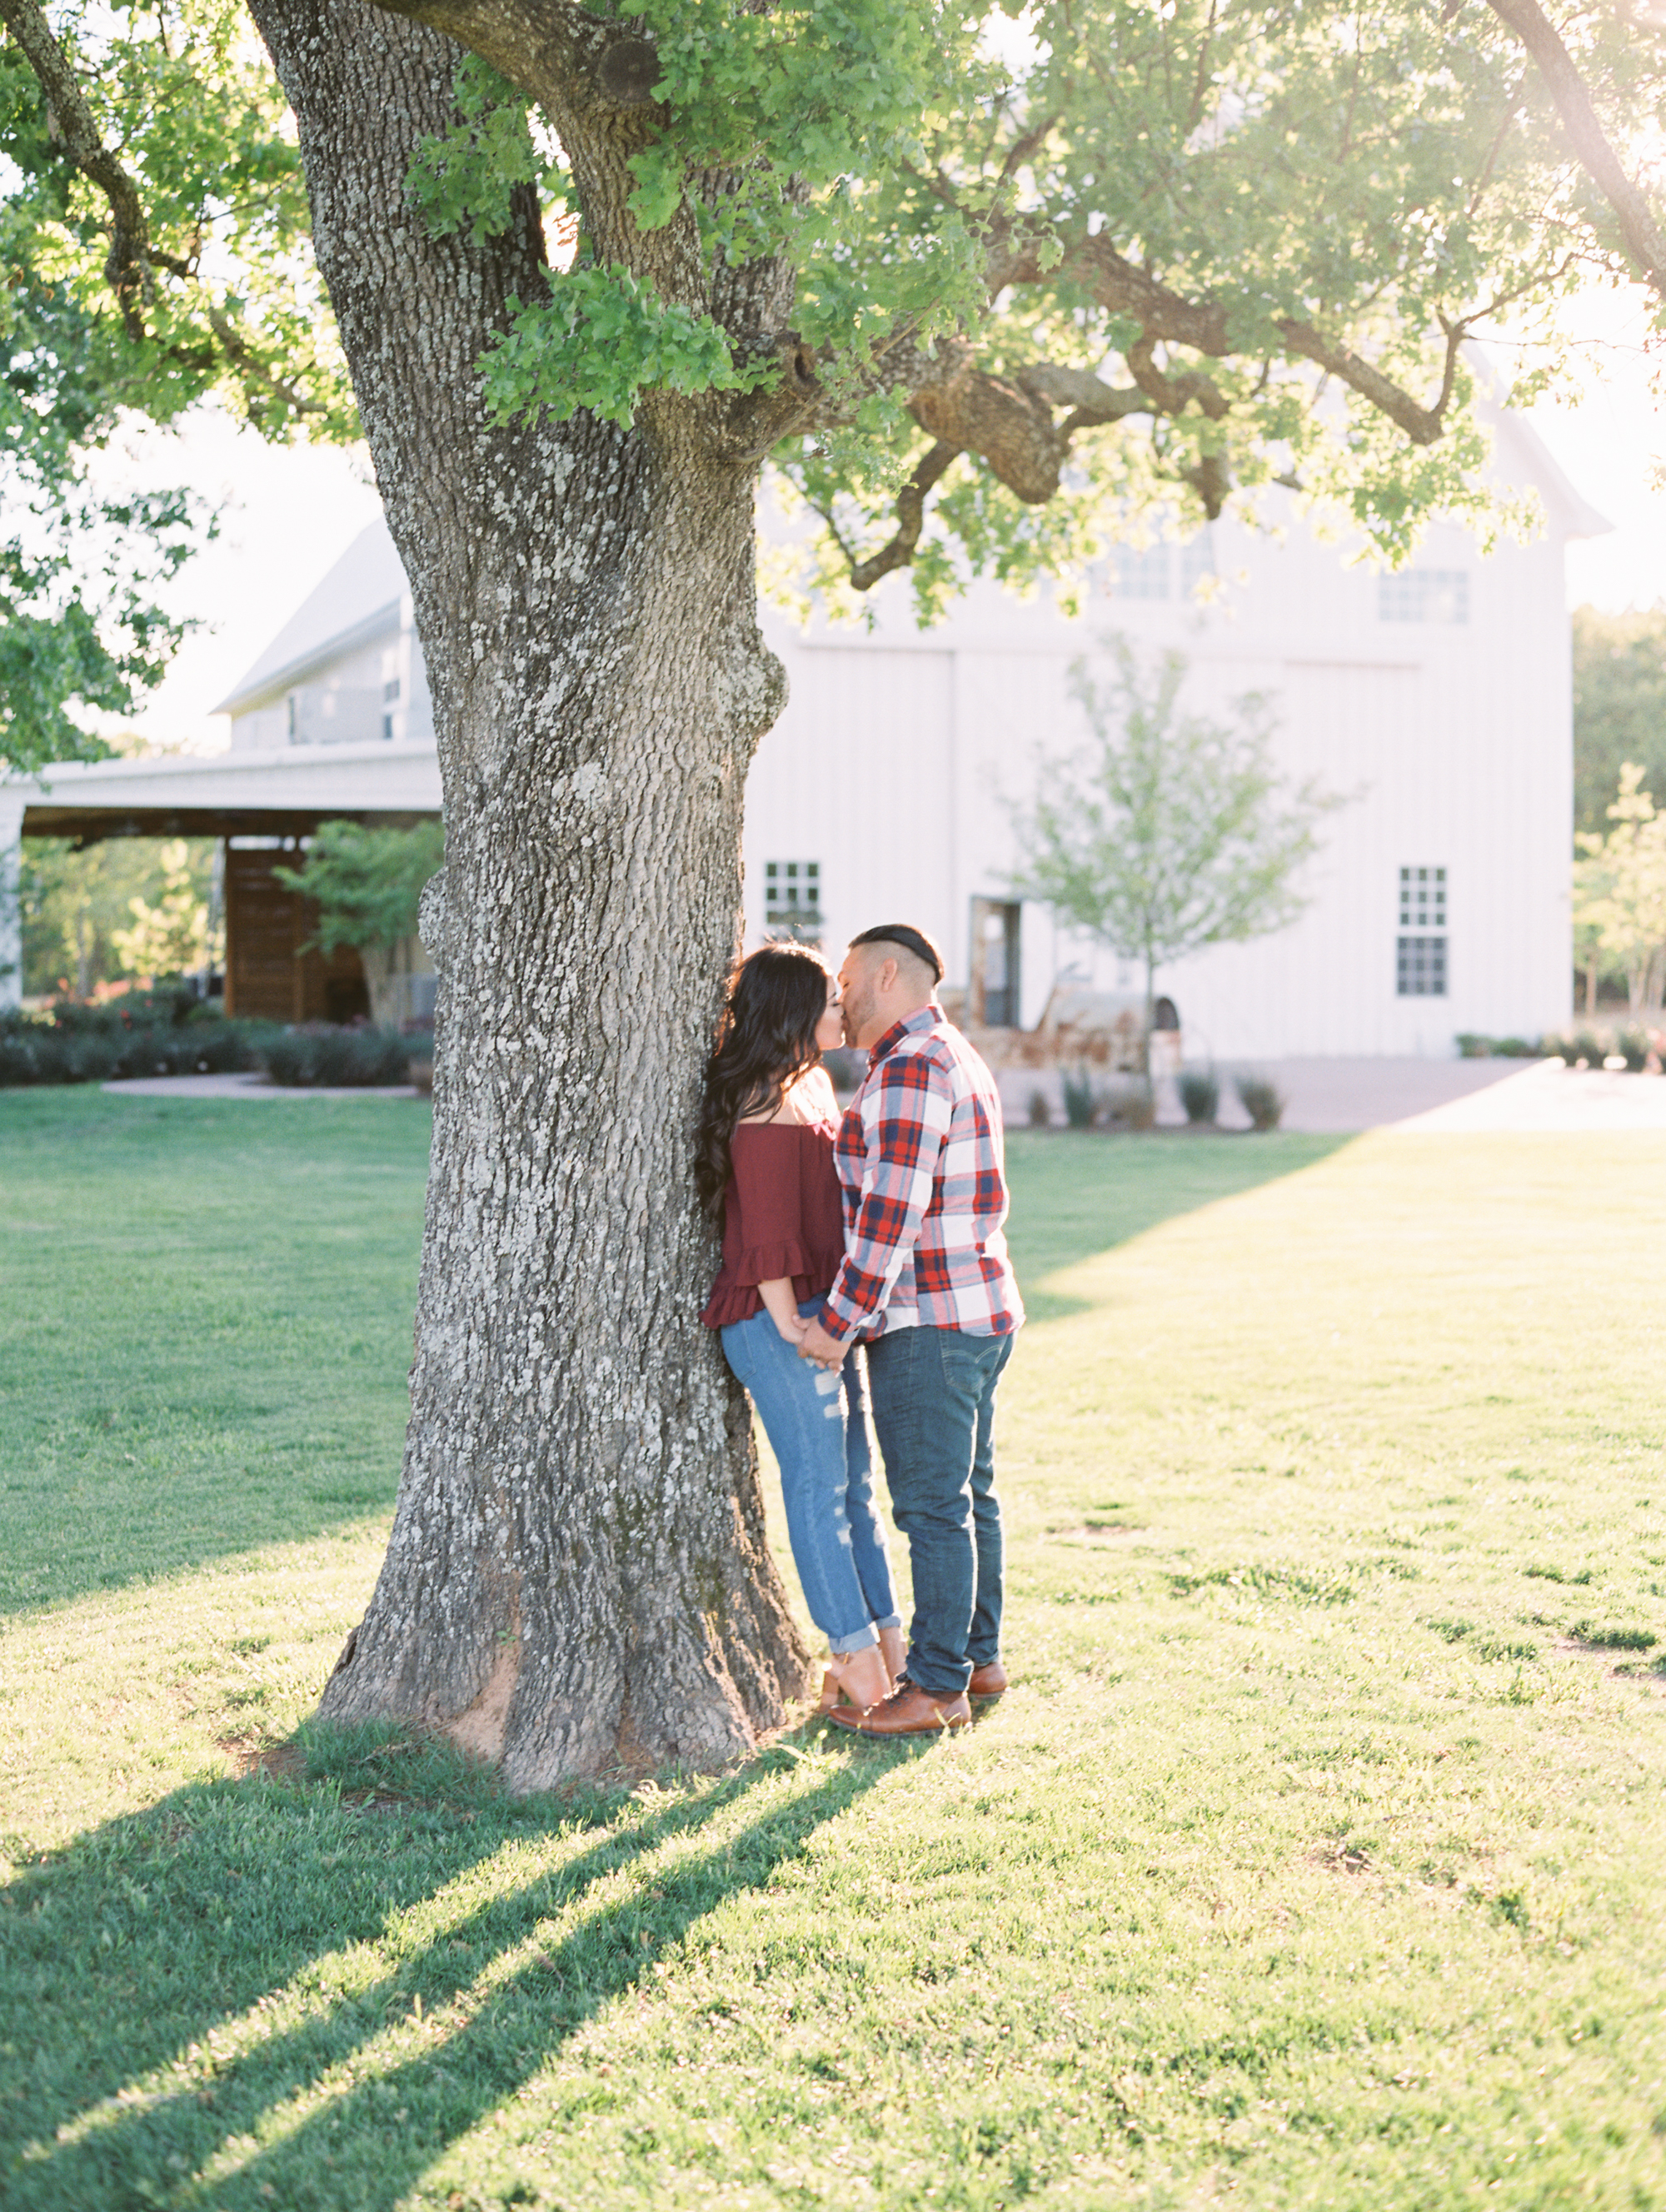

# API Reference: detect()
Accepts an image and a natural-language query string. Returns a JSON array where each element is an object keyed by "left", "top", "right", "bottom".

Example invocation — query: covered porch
[{"left": 2, "top": 739, "right": 441, "bottom": 1019}]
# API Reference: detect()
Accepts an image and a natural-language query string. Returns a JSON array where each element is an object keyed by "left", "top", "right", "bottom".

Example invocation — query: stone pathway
[
  {"left": 1389, "top": 1058, "right": 1666, "bottom": 1133},
  {"left": 1001, "top": 1055, "right": 1666, "bottom": 1133},
  {"left": 103, "top": 1070, "right": 420, "bottom": 1102}
]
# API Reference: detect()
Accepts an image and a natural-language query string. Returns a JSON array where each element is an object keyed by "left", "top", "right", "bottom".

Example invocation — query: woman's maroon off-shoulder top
[{"left": 701, "top": 1119, "right": 846, "bottom": 1328}]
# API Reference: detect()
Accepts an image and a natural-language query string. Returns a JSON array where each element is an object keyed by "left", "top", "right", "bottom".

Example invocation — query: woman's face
[{"left": 813, "top": 974, "right": 843, "bottom": 1055}]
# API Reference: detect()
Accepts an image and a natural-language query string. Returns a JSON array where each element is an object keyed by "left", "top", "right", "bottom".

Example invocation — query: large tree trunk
[{"left": 249, "top": 0, "right": 812, "bottom": 1787}]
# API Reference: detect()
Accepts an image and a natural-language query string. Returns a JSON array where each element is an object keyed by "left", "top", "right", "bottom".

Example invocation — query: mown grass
[{"left": 3, "top": 1094, "right": 1666, "bottom": 2210}]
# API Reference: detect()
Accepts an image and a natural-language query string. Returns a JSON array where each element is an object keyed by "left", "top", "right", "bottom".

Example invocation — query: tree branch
[
  {"left": 1484, "top": 0, "right": 1666, "bottom": 297},
  {"left": 909, "top": 361, "right": 1065, "bottom": 502},
  {"left": 0, "top": 0, "right": 152, "bottom": 336},
  {"left": 1004, "top": 229, "right": 1477, "bottom": 449},
  {"left": 843, "top": 442, "right": 960, "bottom": 590},
  {"left": 1274, "top": 314, "right": 1466, "bottom": 445},
  {"left": 205, "top": 306, "right": 325, "bottom": 419},
  {"left": 1014, "top": 361, "right": 1150, "bottom": 436}
]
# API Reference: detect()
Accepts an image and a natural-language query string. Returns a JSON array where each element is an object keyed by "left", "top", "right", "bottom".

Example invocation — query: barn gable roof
[{"left": 213, "top": 521, "right": 408, "bottom": 715}]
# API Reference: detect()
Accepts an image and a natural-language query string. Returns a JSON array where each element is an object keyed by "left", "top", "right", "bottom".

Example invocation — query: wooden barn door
[{"left": 222, "top": 842, "right": 368, "bottom": 1023}]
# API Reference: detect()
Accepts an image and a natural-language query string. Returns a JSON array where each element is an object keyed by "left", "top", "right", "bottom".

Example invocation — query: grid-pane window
[
  {"left": 764, "top": 859, "right": 821, "bottom": 937},
  {"left": 1397, "top": 936, "right": 1448, "bottom": 995},
  {"left": 1396, "top": 865, "right": 1447, "bottom": 996},
  {"left": 1105, "top": 543, "right": 1170, "bottom": 600},
  {"left": 1379, "top": 570, "right": 1469, "bottom": 625},
  {"left": 1398, "top": 865, "right": 1446, "bottom": 932},
  {"left": 1179, "top": 531, "right": 1216, "bottom": 595}
]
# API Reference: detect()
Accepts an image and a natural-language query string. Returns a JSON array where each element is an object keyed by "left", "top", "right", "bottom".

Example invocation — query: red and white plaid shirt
[{"left": 821, "top": 1004, "right": 1025, "bottom": 1343}]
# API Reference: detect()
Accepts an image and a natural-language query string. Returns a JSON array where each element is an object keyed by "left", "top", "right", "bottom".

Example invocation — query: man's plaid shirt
[{"left": 820, "top": 1004, "right": 1025, "bottom": 1343}]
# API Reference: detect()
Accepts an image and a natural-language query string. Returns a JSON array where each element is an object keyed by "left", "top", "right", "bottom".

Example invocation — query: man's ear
[{"left": 877, "top": 958, "right": 899, "bottom": 994}]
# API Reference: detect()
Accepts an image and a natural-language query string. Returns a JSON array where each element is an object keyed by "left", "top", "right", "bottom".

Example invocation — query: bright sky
[{"left": 112, "top": 285, "right": 1666, "bottom": 756}]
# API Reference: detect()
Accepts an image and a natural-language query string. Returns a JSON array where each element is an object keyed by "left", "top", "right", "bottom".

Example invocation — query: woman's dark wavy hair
[{"left": 695, "top": 942, "right": 831, "bottom": 1219}]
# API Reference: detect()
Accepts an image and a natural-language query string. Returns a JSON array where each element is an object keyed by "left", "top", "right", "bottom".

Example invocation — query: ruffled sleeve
[
  {"left": 701, "top": 1122, "right": 845, "bottom": 1328},
  {"left": 726, "top": 1129, "right": 811, "bottom": 1286}
]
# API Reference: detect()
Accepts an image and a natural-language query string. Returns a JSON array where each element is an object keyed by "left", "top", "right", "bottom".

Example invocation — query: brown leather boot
[
  {"left": 968, "top": 1661, "right": 1008, "bottom": 1701},
  {"left": 826, "top": 1680, "right": 971, "bottom": 1736}
]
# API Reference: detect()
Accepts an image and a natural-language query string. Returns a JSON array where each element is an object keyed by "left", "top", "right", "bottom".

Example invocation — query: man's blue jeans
[
  {"left": 864, "top": 1324, "right": 1015, "bottom": 1696},
  {"left": 721, "top": 1299, "right": 900, "bottom": 1655}
]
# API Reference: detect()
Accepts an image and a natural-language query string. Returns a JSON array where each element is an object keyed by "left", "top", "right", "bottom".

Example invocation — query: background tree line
[{"left": 1572, "top": 604, "right": 1666, "bottom": 1014}]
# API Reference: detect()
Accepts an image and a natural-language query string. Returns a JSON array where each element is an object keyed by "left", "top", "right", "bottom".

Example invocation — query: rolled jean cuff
[
  {"left": 872, "top": 1612, "right": 902, "bottom": 1632},
  {"left": 826, "top": 1623, "right": 880, "bottom": 1657}
]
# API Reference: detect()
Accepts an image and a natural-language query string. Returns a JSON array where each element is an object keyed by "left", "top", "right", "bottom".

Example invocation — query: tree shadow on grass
[
  {"left": 1, "top": 1722, "right": 900, "bottom": 2210},
  {"left": 1004, "top": 1130, "right": 1353, "bottom": 1321}
]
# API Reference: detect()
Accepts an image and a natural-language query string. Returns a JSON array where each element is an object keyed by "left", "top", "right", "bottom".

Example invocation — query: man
[{"left": 796, "top": 923, "right": 1024, "bottom": 1736}]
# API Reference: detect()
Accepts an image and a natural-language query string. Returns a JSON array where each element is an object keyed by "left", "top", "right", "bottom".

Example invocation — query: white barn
[
  {"left": 748, "top": 414, "right": 1600, "bottom": 1060},
  {"left": 2, "top": 409, "right": 1599, "bottom": 1053}
]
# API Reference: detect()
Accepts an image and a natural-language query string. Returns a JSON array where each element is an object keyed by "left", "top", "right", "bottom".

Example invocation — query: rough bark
[{"left": 246, "top": 0, "right": 811, "bottom": 1787}]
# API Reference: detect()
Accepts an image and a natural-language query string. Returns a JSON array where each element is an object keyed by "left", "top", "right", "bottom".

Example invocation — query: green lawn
[{"left": 3, "top": 1091, "right": 1666, "bottom": 2211}]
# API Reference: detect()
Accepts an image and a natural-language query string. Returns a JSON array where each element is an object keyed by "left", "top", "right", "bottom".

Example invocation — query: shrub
[
  {"left": 258, "top": 1024, "right": 414, "bottom": 1088},
  {"left": 1456, "top": 1033, "right": 1543, "bottom": 1059},
  {"left": 1616, "top": 1026, "right": 1653, "bottom": 1072},
  {"left": 1178, "top": 1069, "right": 1220, "bottom": 1123},
  {"left": 0, "top": 1006, "right": 255, "bottom": 1086},
  {"left": 1026, "top": 1087, "right": 1052, "bottom": 1128},
  {"left": 1235, "top": 1073, "right": 1285, "bottom": 1131},
  {"left": 1061, "top": 1067, "right": 1097, "bottom": 1128}
]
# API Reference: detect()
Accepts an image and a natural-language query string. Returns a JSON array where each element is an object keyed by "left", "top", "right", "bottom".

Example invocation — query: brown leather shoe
[
  {"left": 826, "top": 1681, "right": 970, "bottom": 1736},
  {"left": 968, "top": 1661, "right": 1008, "bottom": 1701}
]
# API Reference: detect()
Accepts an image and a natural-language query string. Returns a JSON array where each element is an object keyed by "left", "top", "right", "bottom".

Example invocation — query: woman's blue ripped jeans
[{"left": 720, "top": 1298, "right": 900, "bottom": 1654}]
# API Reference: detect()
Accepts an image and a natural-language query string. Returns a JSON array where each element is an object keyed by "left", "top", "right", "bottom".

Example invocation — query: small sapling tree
[{"left": 1010, "top": 637, "right": 1343, "bottom": 1055}]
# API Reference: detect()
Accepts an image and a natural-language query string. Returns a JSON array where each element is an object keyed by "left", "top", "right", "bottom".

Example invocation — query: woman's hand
[{"left": 757, "top": 1278, "right": 809, "bottom": 1344}]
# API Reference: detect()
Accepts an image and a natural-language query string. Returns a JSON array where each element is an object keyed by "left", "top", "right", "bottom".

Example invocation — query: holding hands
[{"left": 796, "top": 1317, "right": 845, "bottom": 1372}]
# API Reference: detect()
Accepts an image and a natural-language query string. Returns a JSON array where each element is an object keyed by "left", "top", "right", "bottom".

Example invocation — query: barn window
[
  {"left": 1179, "top": 532, "right": 1215, "bottom": 595},
  {"left": 1105, "top": 543, "right": 1170, "bottom": 599},
  {"left": 765, "top": 859, "right": 822, "bottom": 939},
  {"left": 1378, "top": 570, "right": 1469, "bottom": 625},
  {"left": 1397, "top": 865, "right": 1447, "bottom": 996}
]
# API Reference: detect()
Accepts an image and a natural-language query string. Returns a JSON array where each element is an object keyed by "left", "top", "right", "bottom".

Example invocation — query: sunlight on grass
[{"left": 4, "top": 1099, "right": 1666, "bottom": 2210}]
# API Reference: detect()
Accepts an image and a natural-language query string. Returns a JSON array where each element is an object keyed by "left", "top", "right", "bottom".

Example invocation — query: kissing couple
[{"left": 696, "top": 924, "right": 1025, "bottom": 1736}]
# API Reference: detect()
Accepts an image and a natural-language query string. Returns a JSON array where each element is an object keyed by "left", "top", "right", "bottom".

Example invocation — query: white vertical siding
[
  {"left": 746, "top": 467, "right": 1577, "bottom": 1055},
  {"left": 742, "top": 648, "right": 954, "bottom": 961}
]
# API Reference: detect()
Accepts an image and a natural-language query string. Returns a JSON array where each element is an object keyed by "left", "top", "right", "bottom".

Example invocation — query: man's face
[{"left": 838, "top": 948, "right": 879, "bottom": 1048}]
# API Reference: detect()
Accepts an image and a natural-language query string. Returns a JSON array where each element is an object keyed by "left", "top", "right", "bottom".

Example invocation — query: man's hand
[{"left": 796, "top": 1318, "right": 846, "bottom": 1371}]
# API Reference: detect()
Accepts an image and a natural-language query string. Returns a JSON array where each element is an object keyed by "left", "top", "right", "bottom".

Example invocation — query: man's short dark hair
[{"left": 849, "top": 923, "right": 945, "bottom": 984}]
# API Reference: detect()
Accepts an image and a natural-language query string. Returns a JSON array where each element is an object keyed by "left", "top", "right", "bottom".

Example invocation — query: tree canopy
[
  {"left": 1574, "top": 760, "right": 1666, "bottom": 1015},
  {"left": 275, "top": 819, "right": 446, "bottom": 958},
  {"left": 4, "top": 0, "right": 1666, "bottom": 760},
  {"left": 0, "top": 0, "right": 351, "bottom": 769},
  {"left": 1573, "top": 605, "right": 1666, "bottom": 841}
]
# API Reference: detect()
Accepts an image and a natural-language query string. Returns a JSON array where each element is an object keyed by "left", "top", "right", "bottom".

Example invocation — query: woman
[{"left": 697, "top": 944, "right": 902, "bottom": 1714}]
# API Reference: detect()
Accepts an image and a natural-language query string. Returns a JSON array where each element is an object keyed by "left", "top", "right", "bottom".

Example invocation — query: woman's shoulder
[
  {"left": 738, "top": 1071, "right": 838, "bottom": 1131},
  {"left": 788, "top": 1067, "right": 840, "bottom": 1123}
]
